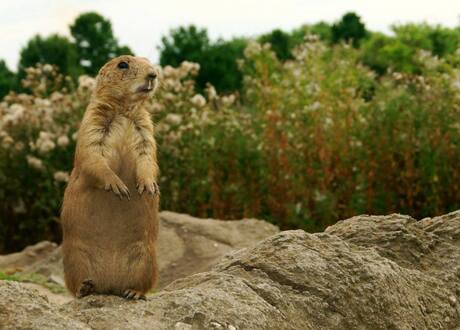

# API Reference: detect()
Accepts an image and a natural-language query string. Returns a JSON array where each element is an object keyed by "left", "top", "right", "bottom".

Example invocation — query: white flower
[
  {"left": 78, "top": 75, "right": 96, "bottom": 90},
  {"left": 309, "top": 101, "right": 321, "bottom": 111},
  {"left": 57, "top": 135, "right": 70, "bottom": 147},
  {"left": 2, "top": 135, "right": 14, "bottom": 148},
  {"left": 162, "top": 66, "right": 176, "bottom": 78},
  {"left": 27, "top": 155, "right": 44, "bottom": 170},
  {"left": 2, "top": 104, "right": 25, "bottom": 124},
  {"left": 13, "top": 198, "right": 26, "bottom": 214},
  {"left": 150, "top": 102, "right": 164, "bottom": 113},
  {"left": 50, "top": 92, "right": 64, "bottom": 102},
  {"left": 206, "top": 85, "right": 217, "bottom": 100},
  {"left": 244, "top": 41, "right": 262, "bottom": 58},
  {"left": 39, "top": 140, "right": 55, "bottom": 153},
  {"left": 10, "top": 103, "right": 25, "bottom": 114},
  {"left": 393, "top": 72, "right": 403, "bottom": 81},
  {"left": 453, "top": 75, "right": 460, "bottom": 90},
  {"left": 54, "top": 171, "right": 69, "bottom": 182},
  {"left": 36, "top": 131, "right": 56, "bottom": 153},
  {"left": 164, "top": 93, "right": 175, "bottom": 101},
  {"left": 221, "top": 95, "right": 236, "bottom": 106},
  {"left": 165, "top": 113, "right": 182, "bottom": 125},
  {"left": 181, "top": 61, "right": 200, "bottom": 74},
  {"left": 14, "top": 142, "right": 25, "bottom": 151},
  {"left": 43, "top": 64, "right": 53, "bottom": 72},
  {"left": 314, "top": 190, "right": 326, "bottom": 202},
  {"left": 190, "top": 94, "right": 206, "bottom": 107},
  {"left": 35, "top": 98, "right": 51, "bottom": 108}
]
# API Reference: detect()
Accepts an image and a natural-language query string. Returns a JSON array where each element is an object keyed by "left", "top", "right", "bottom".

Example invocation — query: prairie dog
[{"left": 61, "top": 55, "right": 161, "bottom": 300}]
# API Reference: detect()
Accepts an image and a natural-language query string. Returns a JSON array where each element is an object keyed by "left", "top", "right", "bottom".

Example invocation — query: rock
[
  {"left": 157, "top": 211, "right": 279, "bottom": 288},
  {"left": 19, "top": 282, "right": 72, "bottom": 305},
  {"left": 0, "top": 241, "right": 58, "bottom": 273},
  {"left": 0, "top": 212, "right": 279, "bottom": 293},
  {"left": 2, "top": 211, "right": 460, "bottom": 329},
  {"left": 325, "top": 211, "right": 460, "bottom": 296},
  {"left": 0, "top": 281, "right": 88, "bottom": 330}
]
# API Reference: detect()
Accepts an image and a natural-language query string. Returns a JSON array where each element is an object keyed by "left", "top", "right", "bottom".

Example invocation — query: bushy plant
[
  {"left": 0, "top": 64, "right": 87, "bottom": 251},
  {"left": 2, "top": 37, "right": 460, "bottom": 252}
]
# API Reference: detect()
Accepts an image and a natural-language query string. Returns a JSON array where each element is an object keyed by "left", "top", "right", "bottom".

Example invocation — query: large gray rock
[
  {"left": 0, "top": 212, "right": 279, "bottom": 291},
  {"left": 2, "top": 211, "right": 460, "bottom": 329},
  {"left": 325, "top": 212, "right": 460, "bottom": 296},
  {"left": 157, "top": 211, "right": 279, "bottom": 288},
  {"left": 0, "top": 281, "right": 88, "bottom": 330},
  {"left": 0, "top": 241, "right": 59, "bottom": 272}
]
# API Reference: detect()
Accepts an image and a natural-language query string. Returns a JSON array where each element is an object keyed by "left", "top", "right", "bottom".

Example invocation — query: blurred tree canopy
[
  {"left": 159, "top": 25, "right": 246, "bottom": 92},
  {"left": 0, "top": 60, "right": 16, "bottom": 98},
  {"left": 2, "top": 11, "right": 460, "bottom": 99},
  {"left": 0, "top": 12, "right": 133, "bottom": 98},
  {"left": 198, "top": 38, "right": 246, "bottom": 92},
  {"left": 361, "top": 24, "right": 460, "bottom": 74},
  {"left": 259, "top": 29, "right": 293, "bottom": 60},
  {"left": 70, "top": 12, "right": 133, "bottom": 75},
  {"left": 392, "top": 23, "right": 460, "bottom": 57},
  {"left": 291, "top": 22, "right": 332, "bottom": 44},
  {"left": 18, "top": 34, "right": 81, "bottom": 79},
  {"left": 331, "top": 12, "right": 368, "bottom": 47},
  {"left": 159, "top": 25, "right": 210, "bottom": 67}
]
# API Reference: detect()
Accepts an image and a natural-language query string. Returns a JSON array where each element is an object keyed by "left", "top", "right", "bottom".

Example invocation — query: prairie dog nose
[{"left": 147, "top": 72, "right": 157, "bottom": 80}]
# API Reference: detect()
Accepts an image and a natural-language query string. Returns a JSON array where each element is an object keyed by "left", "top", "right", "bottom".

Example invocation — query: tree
[
  {"left": 361, "top": 33, "right": 416, "bottom": 74},
  {"left": 198, "top": 38, "right": 246, "bottom": 92},
  {"left": 159, "top": 26, "right": 247, "bottom": 92},
  {"left": 18, "top": 34, "right": 80, "bottom": 78},
  {"left": 361, "top": 23, "right": 460, "bottom": 75},
  {"left": 159, "top": 25, "right": 210, "bottom": 67},
  {"left": 70, "top": 12, "right": 133, "bottom": 75},
  {"left": 331, "top": 12, "right": 367, "bottom": 47},
  {"left": 291, "top": 22, "right": 332, "bottom": 45},
  {"left": 392, "top": 23, "right": 460, "bottom": 57},
  {"left": 259, "top": 29, "right": 292, "bottom": 60},
  {"left": 0, "top": 60, "right": 16, "bottom": 99}
]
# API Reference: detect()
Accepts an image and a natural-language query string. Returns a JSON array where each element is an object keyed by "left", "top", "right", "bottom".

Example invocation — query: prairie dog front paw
[
  {"left": 136, "top": 177, "right": 159, "bottom": 196},
  {"left": 104, "top": 175, "right": 131, "bottom": 200}
]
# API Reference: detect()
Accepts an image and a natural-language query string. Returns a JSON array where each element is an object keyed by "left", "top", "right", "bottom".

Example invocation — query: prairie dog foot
[
  {"left": 77, "top": 279, "right": 95, "bottom": 298},
  {"left": 123, "top": 289, "right": 146, "bottom": 300}
]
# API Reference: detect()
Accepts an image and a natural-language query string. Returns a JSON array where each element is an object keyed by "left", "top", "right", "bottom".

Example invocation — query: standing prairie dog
[{"left": 61, "top": 55, "right": 161, "bottom": 300}]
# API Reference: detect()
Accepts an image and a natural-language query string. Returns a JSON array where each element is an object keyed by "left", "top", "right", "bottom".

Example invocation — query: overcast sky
[{"left": 1, "top": 0, "right": 460, "bottom": 70}]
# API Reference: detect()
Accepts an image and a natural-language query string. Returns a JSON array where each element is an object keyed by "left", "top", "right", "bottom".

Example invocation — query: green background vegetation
[{"left": 1, "top": 11, "right": 460, "bottom": 252}]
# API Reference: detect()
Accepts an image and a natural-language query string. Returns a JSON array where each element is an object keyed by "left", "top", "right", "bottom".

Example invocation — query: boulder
[
  {"left": 0, "top": 212, "right": 279, "bottom": 290},
  {"left": 2, "top": 211, "right": 460, "bottom": 329},
  {"left": 157, "top": 211, "right": 279, "bottom": 288}
]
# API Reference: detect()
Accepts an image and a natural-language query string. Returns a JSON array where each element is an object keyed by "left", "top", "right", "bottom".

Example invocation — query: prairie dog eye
[{"left": 117, "top": 61, "right": 129, "bottom": 69}]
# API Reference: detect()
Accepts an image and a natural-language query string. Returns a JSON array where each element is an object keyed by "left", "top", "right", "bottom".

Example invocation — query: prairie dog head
[{"left": 95, "top": 55, "right": 161, "bottom": 104}]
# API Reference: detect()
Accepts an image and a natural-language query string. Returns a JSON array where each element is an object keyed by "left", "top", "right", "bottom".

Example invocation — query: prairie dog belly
[
  {"left": 105, "top": 116, "right": 138, "bottom": 183},
  {"left": 62, "top": 161, "right": 158, "bottom": 293}
]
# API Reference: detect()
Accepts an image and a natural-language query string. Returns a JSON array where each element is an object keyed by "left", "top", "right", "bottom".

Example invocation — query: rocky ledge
[{"left": 2, "top": 211, "right": 460, "bottom": 329}]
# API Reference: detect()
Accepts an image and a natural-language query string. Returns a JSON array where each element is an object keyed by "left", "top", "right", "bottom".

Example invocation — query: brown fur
[{"left": 61, "top": 55, "right": 161, "bottom": 300}]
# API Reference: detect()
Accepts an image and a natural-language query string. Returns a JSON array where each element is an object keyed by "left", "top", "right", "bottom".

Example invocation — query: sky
[{"left": 1, "top": 0, "right": 460, "bottom": 70}]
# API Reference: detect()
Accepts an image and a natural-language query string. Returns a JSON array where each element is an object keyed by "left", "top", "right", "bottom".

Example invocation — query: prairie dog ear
[
  {"left": 97, "top": 64, "right": 109, "bottom": 77},
  {"left": 154, "top": 65, "right": 163, "bottom": 80},
  {"left": 96, "top": 65, "right": 110, "bottom": 84}
]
